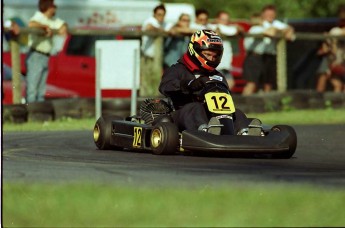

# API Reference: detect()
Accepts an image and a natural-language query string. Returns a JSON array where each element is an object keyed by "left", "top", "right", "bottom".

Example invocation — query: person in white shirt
[
  {"left": 242, "top": 13, "right": 266, "bottom": 95},
  {"left": 26, "top": 0, "right": 67, "bottom": 103},
  {"left": 212, "top": 10, "right": 243, "bottom": 89},
  {"left": 141, "top": 4, "right": 169, "bottom": 58},
  {"left": 140, "top": 4, "right": 169, "bottom": 96},
  {"left": 260, "top": 4, "right": 294, "bottom": 92}
]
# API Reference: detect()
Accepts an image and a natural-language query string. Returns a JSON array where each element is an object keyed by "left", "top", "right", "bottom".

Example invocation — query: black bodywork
[
  {"left": 103, "top": 117, "right": 296, "bottom": 157},
  {"left": 94, "top": 81, "right": 297, "bottom": 158}
]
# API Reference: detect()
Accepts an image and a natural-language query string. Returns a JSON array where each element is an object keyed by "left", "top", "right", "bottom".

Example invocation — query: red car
[
  {"left": 2, "top": 63, "right": 78, "bottom": 104},
  {"left": 47, "top": 33, "right": 132, "bottom": 98}
]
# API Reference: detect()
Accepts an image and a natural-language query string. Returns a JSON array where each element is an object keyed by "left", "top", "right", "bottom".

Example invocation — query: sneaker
[
  {"left": 207, "top": 117, "right": 222, "bottom": 135},
  {"left": 248, "top": 118, "right": 262, "bottom": 136}
]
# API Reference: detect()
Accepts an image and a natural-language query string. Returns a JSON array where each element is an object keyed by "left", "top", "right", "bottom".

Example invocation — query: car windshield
[{"left": 66, "top": 35, "right": 116, "bottom": 57}]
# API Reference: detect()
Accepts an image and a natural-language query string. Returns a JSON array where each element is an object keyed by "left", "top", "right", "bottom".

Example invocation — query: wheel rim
[
  {"left": 93, "top": 124, "right": 100, "bottom": 142},
  {"left": 151, "top": 128, "right": 162, "bottom": 148}
]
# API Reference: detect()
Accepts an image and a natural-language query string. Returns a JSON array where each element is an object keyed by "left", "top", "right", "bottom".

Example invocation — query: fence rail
[{"left": 5, "top": 27, "right": 345, "bottom": 104}]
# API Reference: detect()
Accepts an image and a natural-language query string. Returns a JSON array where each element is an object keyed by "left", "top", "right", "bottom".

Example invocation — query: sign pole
[
  {"left": 95, "top": 48, "right": 102, "bottom": 119},
  {"left": 130, "top": 48, "right": 139, "bottom": 116}
]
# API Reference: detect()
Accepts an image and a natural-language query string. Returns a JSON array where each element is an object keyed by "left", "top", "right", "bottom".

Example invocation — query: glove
[{"left": 187, "top": 76, "right": 209, "bottom": 91}]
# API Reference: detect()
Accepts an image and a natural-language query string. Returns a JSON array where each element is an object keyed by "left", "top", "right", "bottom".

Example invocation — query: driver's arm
[{"left": 159, "top": 66, "right": 188, "bottom": 96}]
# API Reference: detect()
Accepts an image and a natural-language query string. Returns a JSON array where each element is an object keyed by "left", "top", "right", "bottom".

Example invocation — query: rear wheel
[
  {"left": 150, "top": 122, "right": 179, "bottom": 155},
  {"left": 271, "top": 125, "right": 297, "bottom": 158},
  {"left": 93, "top": 115, "right": 123, "bottom": 150}
]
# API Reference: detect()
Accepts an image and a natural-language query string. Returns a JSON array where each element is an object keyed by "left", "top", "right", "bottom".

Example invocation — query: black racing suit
[{"left": 159, "top": 53, "right": 250, "bottom": 132}]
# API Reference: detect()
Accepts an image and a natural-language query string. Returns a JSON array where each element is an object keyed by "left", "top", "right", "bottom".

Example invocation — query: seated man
[{"left": 159, "top": 30, "right": 260, "bottom": 135}]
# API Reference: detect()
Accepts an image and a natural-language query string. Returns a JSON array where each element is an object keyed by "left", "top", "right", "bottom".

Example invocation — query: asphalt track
[{"left": 2, "top": 125, "right": 345, "bottom": 188}]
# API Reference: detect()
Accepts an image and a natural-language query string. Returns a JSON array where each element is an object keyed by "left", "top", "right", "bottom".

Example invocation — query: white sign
[
  {"left": 96, "top": 40, "right": 140, "bottom": 89},
  {"left": 95, "top": 40, "right": 140, "bottom": 118}
]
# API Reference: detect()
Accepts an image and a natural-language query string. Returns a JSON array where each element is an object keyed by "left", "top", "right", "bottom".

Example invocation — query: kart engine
[{"left": 140, "top": 99, "right": 173, "bottom": 124}]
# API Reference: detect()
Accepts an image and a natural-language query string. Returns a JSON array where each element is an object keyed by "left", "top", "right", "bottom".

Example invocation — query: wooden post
[
  {"left": 276, "top": 38, "right": 287, "bottom": 92},
  {"left": 152, "top": 35, "right": 163, "bottom": 97},
  {"left": 140, "top": 35, "right": 163, "bottom": 97},
  {"left": 10, "top": 38, "right": 22, "bottom": 104}
]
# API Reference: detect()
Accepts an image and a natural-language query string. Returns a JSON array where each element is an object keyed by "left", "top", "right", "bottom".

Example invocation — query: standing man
[
  {"left": 141, "top": 4, "right": 167, "bottom": 59},
  {"left": 26, "top": 0, "right": 68, "bottom": 103},
  {"left": 141, "top": 4, "right": 169, "bottom": 96},
  {"left": 213, "top": 10, "right": 243, "bottom": 89},
  {"left": 242, "top": 13, "right": 266, "bottom": 95},
  {"left": 260, "top": 4, "right": 294, "bottom": 92}
]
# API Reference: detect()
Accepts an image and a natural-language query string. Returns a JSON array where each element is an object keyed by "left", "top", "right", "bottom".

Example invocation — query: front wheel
[
  {"left": 271, "top": 125, "right": 297, "bottom": 159},
  {"left": 150, "top": 122, "right": 179, "bottom": 155}
]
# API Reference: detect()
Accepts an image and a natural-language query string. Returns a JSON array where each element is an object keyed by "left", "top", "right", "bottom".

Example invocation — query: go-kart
[{"left": 93, "top": 79, "right": 297, "bottom": 158}]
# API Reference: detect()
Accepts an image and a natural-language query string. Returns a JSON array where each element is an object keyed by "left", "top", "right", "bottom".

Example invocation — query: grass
[
  {"left": 248, "top": 108, "right": 345, "bottom": 125},
  {"left": 3, "top": 109, "right": 345, "bottom": 227},
  {"left": 2, "top": 109, "right": 345, "bottom": 132},
  {"left": 3, "top": 183, "right": 345, "bottom": 227}
]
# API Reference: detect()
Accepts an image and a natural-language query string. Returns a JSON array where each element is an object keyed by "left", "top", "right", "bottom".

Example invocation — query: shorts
[
  {"left": 316, "top": 57, "right": 330, "bottom": 75},
  {"left": 242, "top": 52, "right": 263, "bottom": 84},
  {"left": 262, "top": 54, "right": 277, "bottom": 87}
]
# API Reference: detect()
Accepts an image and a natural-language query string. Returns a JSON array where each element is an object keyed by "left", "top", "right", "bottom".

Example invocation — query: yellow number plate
[
  {"left": 205, "top": 92, "right": 235, "bottom": 114},
  {"left": 133, "top": 127, "right": 142, "bottom": 148}
]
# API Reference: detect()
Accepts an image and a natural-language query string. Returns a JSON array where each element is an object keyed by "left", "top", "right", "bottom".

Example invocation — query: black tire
[
  {"left": 93, "top": 115, "right": 123, "bottom": 150},
  {"left": 102, "top": 98, "right": 131, "bottom": 110},
  {"left": 3, "top": 104, "right": 28, "bottom": 123},
  {"left": 52, "top": 98, "right": 82, "bottom": 119},
  {"left": 271, "top": 125, "right": 297, "bottom": 159},
  {"left": 150, "top": 122, "right": 179, "bottom": 155},
  {"left": 27, "top": 101, "right": 54, "bottom": 122}
]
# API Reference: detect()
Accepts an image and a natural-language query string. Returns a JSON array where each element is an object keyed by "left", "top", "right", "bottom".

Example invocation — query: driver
[{"left": 159, "top": 29, "right": 254, "bottom": 135}]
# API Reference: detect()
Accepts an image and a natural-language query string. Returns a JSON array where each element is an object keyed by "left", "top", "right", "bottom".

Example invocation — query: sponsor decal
[
  {"left": 209, "top": 75, "right": 223, "bottom": 81},
  {"left": 133, "top": 127, "right": 142, "bottom": 148}
]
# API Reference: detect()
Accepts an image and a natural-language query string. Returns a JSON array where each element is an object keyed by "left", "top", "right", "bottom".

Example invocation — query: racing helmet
[{"left": 187, "top": 30, "right": 224, "bottom": 71}]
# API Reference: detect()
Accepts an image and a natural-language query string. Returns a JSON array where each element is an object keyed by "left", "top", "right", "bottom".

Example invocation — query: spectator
[
  {"left": 260, "top": 4, "right": 294, "bottom": 92},
  {"left": 316, "top": 11, "right": 345, "bottom": 93},
  {"left": 190, "top": 9, "right": 210, "bottom": 30},
  {"left": 164, "top": 13, "right": 196, "bottom": 68},
  {"left": 3, "top": 20, "right": 21, "bottom": 54},
  {"left": 4, "top": 19, "right": 21, "bottom": 37},
  {"left": 242, "top": 13, "right": 266, "bottom": 95},
  {"left": 3, "top": 18, "right": 29, "bottom": 53},
  {"left": 212, "top": 10, "right": 243, "bottom": 90},
  {"left": 292, "top": 37, "right": 329, "bottom": 90},
  {"left": 140, "top": 4, "right": 169, "bottom": 96},
  {"left": 141, "top": 4, "right": 168, "bottom": 58},
  {"left": 26, "top": 0, "right": 68, "bottom": 103}
]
